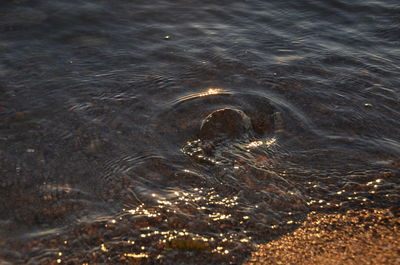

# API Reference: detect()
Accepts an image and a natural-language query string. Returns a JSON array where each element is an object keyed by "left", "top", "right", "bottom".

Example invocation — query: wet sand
[{"left": 245, "top": 208, "right": 400, "bottom": 265}]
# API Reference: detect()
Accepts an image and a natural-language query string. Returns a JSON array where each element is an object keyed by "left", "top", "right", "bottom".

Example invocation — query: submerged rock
[{"left": 199, "top": 108, "right": 252, "bottom": 141}]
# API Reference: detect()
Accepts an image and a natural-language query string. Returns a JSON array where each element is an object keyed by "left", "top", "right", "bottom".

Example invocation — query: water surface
[{"left": 1, "top": 0, "right": 399, "bottom": 264}]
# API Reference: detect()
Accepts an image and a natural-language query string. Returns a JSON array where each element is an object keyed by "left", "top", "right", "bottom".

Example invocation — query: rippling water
[{"left": 1, "top": 0, "right": 399, "bottom": 264}]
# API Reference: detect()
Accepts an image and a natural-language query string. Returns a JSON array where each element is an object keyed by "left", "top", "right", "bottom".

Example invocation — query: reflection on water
[
  {"left": 175, "top": 88, "right": 231, "bottom": 103},
  {"left": 1, "top": 0, "right": 400, "bottom": 264}
]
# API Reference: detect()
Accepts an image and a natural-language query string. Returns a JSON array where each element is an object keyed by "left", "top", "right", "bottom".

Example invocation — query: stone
[{"left": 199, "top": 108, "right": 252, "bottom": 141}]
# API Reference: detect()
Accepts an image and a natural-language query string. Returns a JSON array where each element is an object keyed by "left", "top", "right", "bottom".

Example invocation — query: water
[{"left": 1, "top": 0, "right": 399, "bottom": 264}]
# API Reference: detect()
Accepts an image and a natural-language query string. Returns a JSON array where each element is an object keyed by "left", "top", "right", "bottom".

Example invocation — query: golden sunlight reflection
[
  {"left": 117, "top": 187, "right": 253, "bottom": 257},
  {"left": 124, "top": 253, "right": 149, "bottom": 258},
  {"left": 176, "top": 88, "right": 231, "bottom": 103},
  {"left": 274, "top": 55, "right": 303, "bottom": 64},
  {"left": 100, "top": 243, "right": 109, "bottom": 252},
  {"left": 246, "top": 138, "right": 277, "bottom": 149}
]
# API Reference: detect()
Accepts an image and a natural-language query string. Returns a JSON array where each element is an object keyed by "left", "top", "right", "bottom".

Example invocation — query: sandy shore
[{"left": 245, "top": 208, "right": 400, "bottom": 265}]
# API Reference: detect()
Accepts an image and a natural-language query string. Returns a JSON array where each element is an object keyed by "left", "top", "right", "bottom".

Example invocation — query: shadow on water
[{"left": 1, "top": 0, "right": 400, "bottom": 264}]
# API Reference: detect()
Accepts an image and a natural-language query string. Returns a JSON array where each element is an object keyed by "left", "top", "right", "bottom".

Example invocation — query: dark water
[{"left": 1, "top": 0, "right": 400, "bottom": 264}]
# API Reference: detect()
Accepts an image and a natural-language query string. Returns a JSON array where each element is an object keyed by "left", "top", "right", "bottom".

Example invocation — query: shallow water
[{"left": 1, "top": 0, "right": 399, "bottom": 264}]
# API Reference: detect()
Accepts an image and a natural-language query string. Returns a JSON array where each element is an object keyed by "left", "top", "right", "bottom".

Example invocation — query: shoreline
[{"left": 245, "top": 208, "right": 400, "bottom": 265}]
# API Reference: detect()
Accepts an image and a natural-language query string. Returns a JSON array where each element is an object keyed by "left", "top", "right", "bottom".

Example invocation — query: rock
[{"left": 199, "top": 108, "right": 252, "bottom": 141}]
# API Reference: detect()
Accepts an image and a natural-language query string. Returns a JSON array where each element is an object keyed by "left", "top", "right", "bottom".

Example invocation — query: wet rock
[
  {"left": 250, "top": 111, "right": 275, "bottom": 135},
  {"left": 199, "top": 108, "right": 252, "bottom": 141}
]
